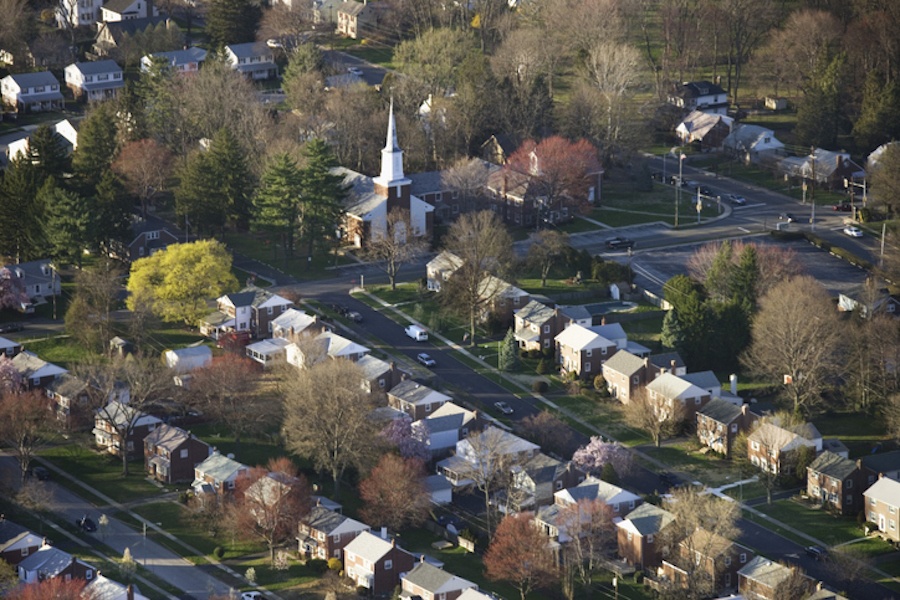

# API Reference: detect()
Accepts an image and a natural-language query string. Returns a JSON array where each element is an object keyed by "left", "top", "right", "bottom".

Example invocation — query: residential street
[{"left": 0, "top": 454, "right": 236, "bottom": 600}]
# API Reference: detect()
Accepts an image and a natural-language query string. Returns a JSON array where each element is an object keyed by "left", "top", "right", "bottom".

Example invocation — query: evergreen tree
[
  {"left": 708, "top": 300, "right": 751, "bottom": 373},
  {"left": 27, "top": 125, "right": 69, "bottom": 183},
  {"left": 176, "top": 150, "right": 227, "bottom": 233},
  {"left": 795, "top": 52, "right": 846, "bottom": 149},
  {"left": 137, "top": 56, "right": 180, "bottom": 149},
  {"left": 40, "top": 179, "right": 93, "bottom": 266},
  {"left": 498, "top": 328, "right": 519, "bottom": 372},
  {"left": 252, "top": 154, "right": 303, "bottom": 262},
  {"left": 660, "top": 309, "right": 683, "bottom": 351},
  {"left": 72, "top": 102, "right": 119, "bottom": 191},
  {"left": 298, "top": 139, "right": 349, "bottom": 265},
  {"left": 704, "top": 240, "right": 734, "bottom": 302},
  {"left": 0, "top": 157, "right": 42, "bottom": 261},
  {"left": 206, "top": 0, "right": 260, "bottom": 47},
  {"left": 94, "top": 171, "right": 132, "bottom": 254},
  {"left": 731, "top": 245, "right": 759, "bottom": 310},
  {"left": 853, "top": 71, "right": 900, "bottom": 153},
  {"left": 206, "top": 127, "right": 254, "bottom": 229}
]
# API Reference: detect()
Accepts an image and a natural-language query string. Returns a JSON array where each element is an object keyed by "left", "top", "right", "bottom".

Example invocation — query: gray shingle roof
[
  {"left": 622, "top": 503, "right": 674, "bottom": 536},
  {"left": 226, "top": 42, "right": 271, "bottom": 59},
  {"left": 603, "top": 350, "right": 646, "bottom": 377},
  {"left": 861, "top": 450, "right": 900, "bottom": 475},
  {"left": 144, "top": 423, "right": 198, "bottom": 452},
  {"left": 737, "top": 556, "right": 792, "bottom": 587},
  {"left": 7, "top": 71, "right": 59, "bottom": 88},
  {"left": 516, "top": 300, "right": 555, "bottom": 325},
  {"left": 70, "top": 60, "right": 122, "bottom": 75},
  {"left": 809, "top": 451, "right": 857, "bottom": 480},
  {"left": 649, "top": 351, "right": 685, "bottom": 371},
  {"left": 18, "top": 546, "right": 74, "bottom": 578},
  {"left": 698, "top": 398, "right": 743, "bottom": 424},
  {"left": 681, "top": 370, "right": 720, "bottom": 391}
]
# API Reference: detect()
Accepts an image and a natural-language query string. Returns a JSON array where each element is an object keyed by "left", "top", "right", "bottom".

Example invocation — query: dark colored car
[
  {"left": 27, "top": 466, "right": 49, "bottom": 481},
  {"left": 75, "top": 516, "right": 97, "bottom": 532},
  {"left": 0, "top": 322, "right": 25, "bottom": 334},
  {"left": 346, "top": 311, "right": 363, "bottom": 323},
  {"left": 605, "top": 237, "right": 635, "bottom": 250},
  {"left": 494, "top": 401, "right": 514, "bottom": 415},
  {"left": 833, "top": 202, "right": 853, "bottom": 212},
  {"left": 805, "top": 545, "right": 826, "bottom": 561}
]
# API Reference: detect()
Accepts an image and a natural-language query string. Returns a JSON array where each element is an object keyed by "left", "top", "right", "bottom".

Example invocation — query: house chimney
[
  {"left": 501, "top": 174, "right": 508, "bottom": 197},
  {"left": 741, "top": 404, "right": 748, "bottom": 417},
  {"left": 601, "top": 317, "right": 606, "bottom": 326},
  {"left": 420, "top": 554, "right": 426, "bottom": 563},
  {"left": 730, "top": 374, "right": 737, "bottom": 396},
  {"left": 670, "top": 359, "right": 676, "bottom": 373},
  {"left": 126, "top": 585, "right": 135, "bottom": 600},
  {"left": 643, "top": 357, "right": 649, "bottom": 368},
  {"left": 381, "top": 526, "right": 387, "bottom": 539},
  {"left": 391, "top": 538, "right": 396, "bottom": 547}
]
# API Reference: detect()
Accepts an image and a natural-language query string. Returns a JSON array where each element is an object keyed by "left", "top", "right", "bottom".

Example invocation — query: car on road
[
  {"left": 723, "top": 193, "right": 747, "bottom": 205},
  {"left": 26, "top": 466, "right": 49, "bottom": 480},
  {"left": 833, "top": 202, "right": 853, "bottom": 212},
  {"left": 605, "top": 237, "right": 635, "bottom": 250},
  {"left": 241, "top": 592, "right": 263, "bottom": 600},
  {"left": 494, "top": 401, "right": 514, "bottom": 415},
  {"left": 843, "top": 225, "right": 863, "bottom": 237},
  {"left": 347, "top": 67, "right": 363, "bottom": 76},
  {"left": 0, "top": 322, "right": 25, "bottom": 333},
  {"left": 780, "top": 213, "right": 798, "bottom": 223},
  {"left": 805, "top": 545, "right": 827, "bottom": 561},
  {"left": 75, "top": 516, "right": 97, "bottom": 532},
  {"left": 346, "top": 311, "right": 363, "bottom": 323},
  {"left": 417, "top": 352, "right": 436, "bottom": 367}
]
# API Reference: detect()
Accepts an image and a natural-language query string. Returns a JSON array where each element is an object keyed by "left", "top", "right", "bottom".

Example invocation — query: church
[{"left": 336, "top": 102, "right": 434, "bottom": 248}]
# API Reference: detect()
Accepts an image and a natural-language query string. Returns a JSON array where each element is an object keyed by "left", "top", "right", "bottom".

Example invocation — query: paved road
[{"left": 0, "top": 456, "right": 235, "bottom": 599}]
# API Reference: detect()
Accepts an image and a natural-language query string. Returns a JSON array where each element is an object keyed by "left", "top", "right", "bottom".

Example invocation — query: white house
[
  {"left": 7, "top": 120, "right": 79, "bottom": 165},
  {"left": 225, "top": 42, "right": 278, "bottom": 80},
  {"left": 412, "top": 401, "right": 479, "bottom": 454},
  {"left": 668, "top": 81, "right": 729, "bottom": 115},
  {"left": 58, "top": 0, "right": 104, "bottom": 28},
  {"left": 141, "top": 47, "right": 207, "bottom": 74},
  {"left": 536, "top": 476, "right": 642, "bottom": 541},
  {"left": 163, "top": 346, "right": 212, "bottom": 373},
  {"left": 83, "top": 574, "right": 150, "bottom": 600},
  {"left": 100, "top": 0, "right": 158, "bottom": 21},
  {"left": 65, "top": 60, "right": 124, "bottom": 102},
  {"left": 245, "top": 337, "right": 291, "bottom": 368},
  {"left": 675, "top": 110, "right": 734, "bottom": 148},
  {"left": 723, "top": 124, "right": 785, "bottom": 165},
  {"left": 400, "top": 562, "right": 477, "bottom": 600},
  {"left": 1, "top": 72, "right": 64, "bottom": 114}
]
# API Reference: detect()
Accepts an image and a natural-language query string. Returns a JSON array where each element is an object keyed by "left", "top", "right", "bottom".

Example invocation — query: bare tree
[
  {"left": 773, "top": 564, "right": 815, "bottom": 599},
  {"left": 741, "top": 276, "right": 843, "bottom": 416},
  {"left": 280, "top": 359, "right": 378, "bottom": 498},
  {"left": 624, "top": 389, "right": 686, "bottom": 447},
  {"left": 516, "top": 411, "right": 573, "bottom": 458},
  {"left": 359, "top": 455, "right": 430, "bottom": 532},
  {"left": 442, "top": 157, "right": 491, "bottom": 213},
  {"left": 0, "top": 389, "right": 57, "bottom": 482},
  {"left": 484, "top": 512, "right": 559, "bottom": 600},
  {"left": 111, "top": 139, "right": 174, "bottom": 217},
  {"left": 557, "top": 499, "right": 615, "bottom": 598},
  {"left": 734, "top": 412, "right": 809, "bottom": 504},
  {"left": 362, "top": 208, "right": 429, "bottom": 290},
  {"left": 527, "top": 230, "right": 570, "bottom": 288},
  {"left": 65, "top": 260, "right": 123, "bottom": 353},
  {"left": 719, "top": 0, "right": 777, "bottom": 105},
  {"left": 441, "top": 211, "right": 514, "bottom": 345}
]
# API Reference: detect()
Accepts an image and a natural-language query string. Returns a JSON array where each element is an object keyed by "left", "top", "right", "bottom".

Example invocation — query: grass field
[{"left": 755, "top": 499, "right": 864, "bottom": 546}]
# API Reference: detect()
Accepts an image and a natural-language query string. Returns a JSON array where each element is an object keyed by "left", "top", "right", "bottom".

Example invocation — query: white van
[{"left": 405, "top": 324, "right": 428, "bottom": 341}]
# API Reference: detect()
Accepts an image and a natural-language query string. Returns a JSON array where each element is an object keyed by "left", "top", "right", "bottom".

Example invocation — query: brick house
[
  {"left": 738, "top": 556, "right": 815, "bottom": 600},
  {"left": 425, "top": 251, "right": 463, "bottom": 293},
  {"left": 602, "top": 350, "right": 650, "bottom": 403},
  {"left": 807, "top": 451, "right": 862, "bottom": 516},
  {"left": 400, "top": 560, "right": 477, "bottom": 600},
  {"left": 115, "top": 218, "right": 180, "bottom": 262},
  {"left": 696, "top": 400, "right": 755, "bottom": 457},
  {"left": 343, "top": 531, "right": 416, "bottom": 596},
  {"left": 668, "top": 81, "right": 729, "bottom": 115},
  {"left": 645, "top": 372, "right": 711, "bottom": 423},
  {"left": 270, "top": 308, "right": 331, "bottom": 341},
  {"left": 357, "top": 354, "right": 407, "bottom": 396},
  {"left": 513, "top": 300, "right": 558, "bottom": 353},
  {"left": 12, "top": 351, "right": 67, "bottom": 389},
  {"left": 0, "top": 520, "right": 43, "bottom": 566},
  {"left": 747, "top": 422, "right": 820, "bottom": 476},
  {"left": 94, "top": 401, "right": 162, "bottom": 459},
  {"left": 507, "top": 453, "right": 584, "bottom": 511},
  {"left": 536, "top": 476, "right": 641, "bottom": 541},
  {"left": 616, "top": 503, "right": 675, "bottom": 570},
  {"left": 660, "top": 529, "right": 754, "bottom": 594},
  {"left": 201, "top": 286, "right": 294, "bottom": 340},
  {"left": 555, "top": 324, "right": 620, "bottom": 380},
  {"left": 17, "top": 545, "right": 96, "bottom": 584},
  {"left": 192, "top": 452, "right": 249, "bottom": 496},
  {"left": 297, "top": 505, "right": 369, "bottom": 560},
  {"left": 144, "top": 424, "right": 211, "bottom": 484},
  {"left": 45, "top": 374, "right": 90, "bottom": 429},
  {"left": 861, "top": 450, "right": 900, "bottom": 487},
  {"left": 865, "top": 476, "right": 900, "bottom": 542},
  {"left": 388, "top": 380, "right": 452, "bottom": 421}
]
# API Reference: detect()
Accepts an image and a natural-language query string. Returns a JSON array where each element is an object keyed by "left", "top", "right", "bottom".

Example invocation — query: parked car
[
  {"left": 780, "top": 213, "right": 797, "bottom": 223},
  {"left": 724, "top": 194, "right": 746, "bottom": 206},
  {"left": 26, "top": 466, "right": 49, "bottom": 481},
  {"left": 405, "top": 324, "right": 428, "bottom": 341},
  {"left": 494, "top": 401, "right": 514, "bottom": 415},
  {"left": 346, "top": 311, "right": 363, "bottom": 323},
  {"left": 75, "top": 516, "right": 97, "bottom": 532},
  {"left": 417, "top": 353, "right": 436, "bottom": 367},
  {"left": 805, "top": 545, "right": 826, "bottom": 561},
  {"left": 833, "top": 202, "right": 853, "bottom": 212},
  {"left": 843, "top": 225, "right": 863, "bottom": 238},
  {"left": 347, "top": 66, "right": 363, "bottom": 76},
  {"left": 605, "top": 237, "right": 635, "bottom": 250},
  {"left": 0, "top": 322, "right": 25, "bottom": 333}
]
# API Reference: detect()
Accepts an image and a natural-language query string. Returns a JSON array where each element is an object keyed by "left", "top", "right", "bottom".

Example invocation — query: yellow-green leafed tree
[{"left": 126, "top": 240, "right": 238, "bottom": 326}]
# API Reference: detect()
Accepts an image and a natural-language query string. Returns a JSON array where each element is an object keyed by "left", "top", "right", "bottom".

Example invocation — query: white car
[
  {"left": 347, "top": 66, "right": 363, "bottom": 76},
  {"left": 241, "top": 592, "right": 263, "bottom": 600},
  {"left": 843, "top": 225, "right": 863, "bottom": 238},
  {"left": 726, "top": 194, "right": 746, "bottom": 206},
  {"left": 494, "top": 401, "right": 514, "bottom": 415},
  {"left": 417, "top": 353, "right": 436, "bottom": 367}
]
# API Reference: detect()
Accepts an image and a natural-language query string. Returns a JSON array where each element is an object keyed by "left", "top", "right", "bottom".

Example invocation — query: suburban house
[
  {"left": 506, "top": 453, "right": 583, "bottom": 511},
  {"left": 94, "top": 401, "right": 162, "bottom": 458},
  {"left": 45, "top": 374, "right": 90, "bottom": 428},
  {"left": 437, "top": 428, "right": 539, "bottom": 487},
  {"left": 140, "top": 47, "right": 207, "bottom": 74},
  {"left": 270, "top": 308, "right": 330, "bottom": 341},
  {"left": 297, "top": 505, "right": 369, "bottom": 560},
  {"left": 738, "top": 556, "right": 814, "bottom": 600},
  {"left": 861, "top": 450, "right": 900, "bottom": 487},
  {"left": 0, "top": 336, "right": 22, "bottom": 358},
  {"left": 58, "top": 0, "right": 104, "bottom": 27},
  {"left": 114, "top": 217, "right": 180, "bottom": 262},
  {"left": 426, "top": 251, "right": 463, "bottom": 292},
  {"left": 64, "top": 60, "right": 124, "bottom": 102},
  {"left": 478, "top": 276, "right": 530, "bottom": 324},
  {"left": 192, "top": 452, "right": 249, "bottom": 496},
  {"left": 84, "top": 575, "right": 150, "bottom": 600},
  {"left": 93, "top": 16, "right": 169, "bottom": 57},
  {"left": 284, "top": 331, "right": 370, "bottom": 370},
  {"left": 201, "top": 286, "right": 294, "bottom": 341},
  {"left": 616, "top": 503, "right": 675, "bottom": 570},
  {"left": 1, "top": 72, "right": 64, "bottom": 114},
  {"left": 413, "top": 402, "right": 481, "bottom": 456},
  {"left": 838, "top": 286, "right": 900, "bottom": 318},
  {"left": 336, "top": 0, "right": 383, "bottom": 38},
  {"left": 668, "top": 81, "right": 729, "bottom": 115},
  {"left": 777, "top": 148, "right": 866, "bottom": 191},
  {"left": 343, "top": 530, "right": 416, "bottom": 596},
  {"left": 675, "top": 110, "right": 734, "bottom": 150},
  {"left": 648, "top": 352, "right": 687, "bottom": 377},
  {"left": 225, "top": 42, "right": 278, "bottom": 80},
  {"left": 338, "top": 102, "right": 434, "bottom": 248},
  {"left": 722, "top": 124, "right": 785, "bottom": 165},
  {"left": 807, "top": 451, "right": 862, "bottom": 516},
  {"left": 747, "top": 422, "right": 821, "bottom": 475},
  {"left": 0, "top": 520, "right": 43, "bottom": 566},
  {"left": 357, "top": 354, "right": 406, "bottom": 395},
  {"left": 17, "top": 544, "right": 96, "bottom": 584},
  {"left": 602, "top": 350, "right": 651, "bottom": 403},
  {"left": 555, "top": 324, "right": 620, "bottom": 380},
  {"left": 7, "top": 120, "right": 78, "bottom": 170},
  {"left": 458, "top": 591, "right": 493, "bottom": 600},
  {"left": 387, "top": 380, "right": 452, "bottom": 420},
  {"left": 696, "top": 400, "right": 755, "bottom": 457},
  {"left": 12, "top": 351, "right": 67, "bottom": 389},
  {"left": 480, "top": 133, "right": 520, "bottom": 166},
  {"left": 537, "top": 476, "right": 642, "bottom": 541},
  {"left": 865, "top": 476, "right": 900, "bottom": 542},
  {"left": 400, "top": 561, "right": 478, "bottom": 600},
  {"left": 144, "top": 424, "right": 211, "bottom": 484},
  {"left": 425, "top": 474, "right": 453, "bottom": 504},
  {"left": 245, "top": 337, "right": 292, "bottom": 368},
  {"left": 3, "top": 260, "right": 62, "bottom": 308},
  {"left": 163, "top": 346, "right": 212, "bottom": 374},
  {"left": 100, "top": 0, "right": 158, "bottom": 21},
  {"left": 660, "top": 529, "right": 754, "bottom": 594},
  {"left": 645, "top": 372, "right": 712, "bottom": 422}
]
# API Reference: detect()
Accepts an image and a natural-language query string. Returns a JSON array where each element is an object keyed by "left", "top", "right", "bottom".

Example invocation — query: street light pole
[{"left": 676, "top": 153, "right": 685, "bottom": 228}]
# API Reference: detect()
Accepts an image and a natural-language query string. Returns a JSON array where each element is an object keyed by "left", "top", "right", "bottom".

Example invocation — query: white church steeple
[{"left": 373, "top": 99, "right": 411, "bottom": 193}]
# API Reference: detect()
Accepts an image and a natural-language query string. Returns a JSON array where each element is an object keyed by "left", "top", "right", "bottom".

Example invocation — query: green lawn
[
  {"left": 41, "top": 442, "right": 169, "bottom": 504},
  {"left": 640, "top": 443, "right": 737, "bottom": 487},
  {"left": 840, "top": 536, "right": 895, "bottom": 560},
  {"left": 228, "top": 555, "right": 321, "bottom": 592},
  {"left": 22, "top": 336, "right": 95, "bottom": 368},
  {"left": 552, "top": 395, "right": 650, "bottom": 446},
  {"left": 755, "top": 499, "right": 865, "bottom": 546},
  {"left": 813, "top": 412, "right": 891, "bottom": 459}
]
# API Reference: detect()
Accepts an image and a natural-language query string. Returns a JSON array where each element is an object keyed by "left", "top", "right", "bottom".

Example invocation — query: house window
[
  {"left": 601, "top": 347, "right": 608, "bottom": 355},
  {"left": 425, "top": 404, "right": 432, "bottom": 412},
  {"left": 378, "top": 378, "right": 385, "bottom": 389},
  {"left": 891, "top": 520, "right": 896, "bottom": 530},
  {"left": 585, "top": 363, "right": 591, "bottom": 372},
  {"left": 647, "top": 534, "right": 654, "bottom": 543},
  {"left": 556, "top": 480, "right": 563, "bottom": 490},
  {"left": 695, "top": 397, "right": 701, "bottom": 404},
  {"left": 267, "top": 306, "right": 274, "bottom": 315},
  {"left": 847, "top": 480, "right": 853, "bottom": 489},
  {"left": 847, "top": 495, "right": 853, "bottom": 504},
  {"left": 724, "top": 556, "right": 731, "bottom": 566},
  {"left": 626, "top": 531, "right": 632, "bottom": 541},
  {"left": 871, "top": 497, "right": 877, "bottom": 506},
  {"left": 333, "top": 534, "right": 340, "bottom": 543},
  {"left": 384, "top": 559, "right": 393, "bottom": 570},
  {"left": 180, "top": 449, "right": 188, "bottom": 458},
  {"left": 629, "top": 500, "right": 635, "bottom": 509},
  {"left": 890, "top": 506, "right": 895, "bottom": 514},
  {"left": 751, "top": 441, "right": 760, "bottom": 451},
  {"left": 731, "top": 423, "right": 738, "bottom": 433},
  {"left": 543, "top": 325, "right": 550, "bottom": 333},
  {"left": 612, "top": 503, "right": 619, "bottom": 513},
  {"left": 586, "top": 349, "right": 592, "bottom": 358},
  {"left": 20, "top": 548, "right": 28, "bottom": 556},
  {"left": 739, "top": 553, "right": 747, "bottom": 563},
  {"left": 86, "top": 571, "right": 93, "bottom": 580},
  {"left": 632, "top": 376, "right": 639, "bottom": 384}
]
